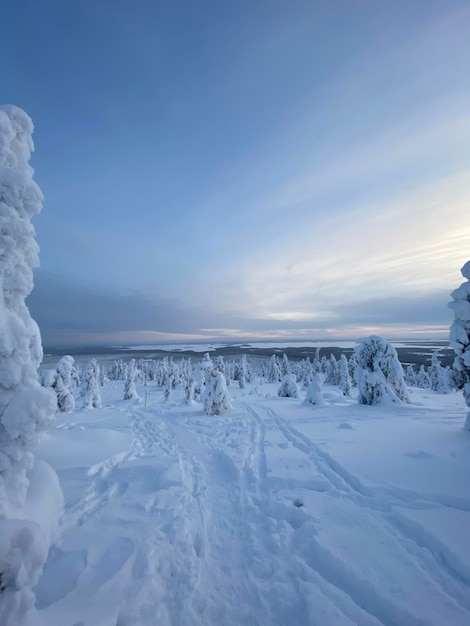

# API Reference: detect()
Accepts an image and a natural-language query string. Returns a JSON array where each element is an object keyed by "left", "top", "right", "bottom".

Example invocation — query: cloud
[
  {"left": 28, "top": 268, "right": 453, "bottom": 346},
  {"left": 27, "top": 270, "right": 221, "bottom": 344}
]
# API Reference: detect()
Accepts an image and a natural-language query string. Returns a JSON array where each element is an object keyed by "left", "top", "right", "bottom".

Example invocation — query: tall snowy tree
[
  {"left": 448, "top": 260, "right": 470, "bottom": 429},
  {"left": 0, "top": 105, "right": 62, "bottom": 626}
]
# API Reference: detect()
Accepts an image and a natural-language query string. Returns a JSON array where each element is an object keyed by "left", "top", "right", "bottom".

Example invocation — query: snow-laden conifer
[
  {"left": 448, "top": 260, "right": 470, "bottom": 428},
  {"left": 405, "top": 365, "right": 417, "bottom": 387},
  {"left": 417, "top": 365, "right": 431, "bottom": 389},
  {"left": 302, "top": 373, "right": 326, "bottom": 406},
  {"left": 278, "top": 374, "right": 299, "bottom": 398},
  {"left": 81, "top": 359, "right": 102, "bottom": 409},
  {"left": 0, "top": 105, "right": 62, "bottom": 626},
  {"left": 52, "top": 355, "right": 76, "bottom": 413},
  {"left": 203, "top": 371, "right": 232, "bottom": 415},
  {"left": 123, "top": 359, "right": 139, "bottom": 400},
  {"left": 354, "top": 335, "right": 410, "bottom": 405},
  {"left": 267, "top": 354, "right": 281, "bottom": 383},
  {"left": 339, "top": 354, "right": 352, "bottom": 396}
]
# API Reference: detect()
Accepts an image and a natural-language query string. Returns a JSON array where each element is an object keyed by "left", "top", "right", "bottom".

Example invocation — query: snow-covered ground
[{"left": 34, "top": 380, "right": 470, "bottom": 626}]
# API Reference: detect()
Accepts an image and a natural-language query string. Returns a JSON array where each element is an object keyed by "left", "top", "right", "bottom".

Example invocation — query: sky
[{"left": 2, "top": 0, "right": 470, "bottom": 346}]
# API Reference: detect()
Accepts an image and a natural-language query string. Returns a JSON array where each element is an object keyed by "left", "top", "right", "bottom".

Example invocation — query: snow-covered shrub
[
  {"left": 354, "top": 335, "right": 410, "bottom": 405},
  {"left": 203, "top": 371, "right": 232, "bottom": 415},
  {"left": 81, "top": 359, "right": 102, "bottom": 409},
  {"left": 0, "top": 105, "right": 62, "bottom": 625},
  {"left": 302, "top": 373, "right": 326, "bottom": 406},
  {"left": 448, "top": 260, "right": 470, "bottom": 428},
  {"left": 123, "top": 359, "right": 139, "bottom": 400},
  {"left": 278, "top": 374, "right": 299, "bottom": 398}
]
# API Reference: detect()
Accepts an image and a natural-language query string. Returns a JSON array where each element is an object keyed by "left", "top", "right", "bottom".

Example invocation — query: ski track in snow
[
  {"left": 252, "top": 404, "right": 470, "bottom": 625},
  {"left": 41, "top": 393, "right": 470, "bottom": 626}
]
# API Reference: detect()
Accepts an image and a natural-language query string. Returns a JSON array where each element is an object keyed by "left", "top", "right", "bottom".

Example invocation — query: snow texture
[
  {"left": 32, "top": 367, "right": 470, "bottom": 626},
  {"left": 0, "top": 105, "right": 62, "bottom": 626}
]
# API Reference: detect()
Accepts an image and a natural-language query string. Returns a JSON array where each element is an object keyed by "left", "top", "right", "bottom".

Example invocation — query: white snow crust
[{"left": 32, "top": 372, "right": 470, "bottom": 626}]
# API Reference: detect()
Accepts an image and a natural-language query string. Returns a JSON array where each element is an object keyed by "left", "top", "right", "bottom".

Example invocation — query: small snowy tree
[
  {"left": 278, "top": 374, "right": 299, "bottom": 398},
  {"left": 448, "top": 260, "right": 470, "bottom": 428},
  {"left": 404, "top": 364, "right": 417, "bottom": 387},
  {"left": 267, "top": 354, "right": 281, "bottom": 383},
  {"left": 52, "top": 355, "right": 76, "bottom": 413},
  {"left": 123, "top": 359, "right": 139, "bottom": 400},
  {"left": 354, "top": 335, "right": 410, "bottom": 405},
  {"left": 0, "top": 105, "right": 62, "bottom": 626},
  {"left": 203, "top": 371, "right": 232, "bottom": 415},
  {"left": 81, "top": 359, "right": 102, "bottom": 409},
  {"left": 302, "top": 373, "right": 326, "bottom": 406},
  {"left": 416, "top": 364, "right": 431, "bottom": 389},
  {"left": 339, "top": 354, "right": 352, "bottom": 396}
]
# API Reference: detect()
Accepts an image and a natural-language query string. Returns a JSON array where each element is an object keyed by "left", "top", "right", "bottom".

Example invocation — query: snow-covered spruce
[
  {"left": 52, "top": 355, "right": 76, "bottom": 412},
  {"left": 339, "top": 353, "right": 352, "bottom": 396},
  {"left": 302, "top": 372, "right": 326, "bottom": 406},
  {"left": 81, "top": 359, "right": 102, "bottom": 409},
  {"left": 448, "top": 260, "right": 470, "bottom": 428},
  {"left": 278, "top": 374, "right": 299, "bottom": 398},
  {"left": 0, "top": 105, "right": 63, "bottom": 626},
  {"left": 123, "top": 359, "right": 140, "bottom": 400},
  {"left": 203, "top": 371, "right": 232, "bottom": 415},
  {"left": 354, "top": 335, "right": 410, "bottom": 405}
]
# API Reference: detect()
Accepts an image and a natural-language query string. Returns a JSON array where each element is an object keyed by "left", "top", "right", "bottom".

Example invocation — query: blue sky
[{"left": 3, "top": 0, "right": 470, "bottom": 346}]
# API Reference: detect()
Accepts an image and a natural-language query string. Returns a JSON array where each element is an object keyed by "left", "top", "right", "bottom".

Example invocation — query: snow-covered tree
[
  {"left": 325, "top": 354, "right": 339, "bottom": 385},
  {"left": 448, "top": 260, "right": 470, "bottom": 428},
  {"left": 203, "top": 371, "right": 232, "bottom": 415},
  {"left": 267, "top": 354, "right": 281, "bottom": 383},
  {"left": 81, "top": 359, "right": 102, "bottom": 409},
  {"left": 404, "top": 365, "right": 417, "bottom": 387},
  {"left": 354, "top": 335, "right": 410, "bottom": 405},
  {"left": 123, "top": 359, "right": 139, "bottom": 400},
  {"left": 348, "top": 352, "right": 358, "bottom": 385},
  {"left": 238, "top": 355, "right": 248, "bottom": 389},
  {"left": 339, "top": 354, "right": 352, "bottom": 396},
  {"left": 302, "top": 373, "right": 326, "bottom": 406},
  {"left": 0, "top": 105, "right": 62, "bottom": 625},
  {"left": 51, "top": 355, "right": 76, "bottom": 413},
  {"left": 280, "top": 353, "right": 290, "bottom": 377},
  {"left": 416, "top": 364, "right": 431, "bottom": 389},
  {"left": 278, "top": 374, "right": 299, "bottom": 398}
]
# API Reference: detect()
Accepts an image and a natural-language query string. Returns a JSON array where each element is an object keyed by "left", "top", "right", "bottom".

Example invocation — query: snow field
[{"left": 34, "top": 379, "right": 470, "bottom": 626}]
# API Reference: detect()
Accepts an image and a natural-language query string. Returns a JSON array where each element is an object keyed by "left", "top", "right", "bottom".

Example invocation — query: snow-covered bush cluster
[
  {"left": 449, "top": 260, "right": 470, "bottom": 429},
  {"left": 0, "top": 105, "right": 62, "bottom": 626}
]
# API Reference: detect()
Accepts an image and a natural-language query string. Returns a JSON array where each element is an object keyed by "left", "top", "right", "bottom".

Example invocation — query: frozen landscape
[
  {"left": 31, "top": 355, "right": 470, "bottom": 626},
  {"left": 2, "top": 2, "right": 470, "bottom": 623}
]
